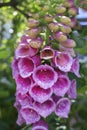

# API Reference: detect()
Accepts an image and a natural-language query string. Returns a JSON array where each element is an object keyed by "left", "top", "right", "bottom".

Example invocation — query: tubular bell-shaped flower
[
  {"left": 40, "top": 46, "right": 54, "bottom": 60},
  {"left": 55, "top": 98, "right": 71, "bottom": 118},
  {"left": 34, "top": 98, "right": 55, "bottom": 118},
  {"left": 53, "top": 75, "right": 70, "bottom": 97},
  {"left": 71, "top": 57, "right": 81, "bottom": 77},
  {"left": 32, "top": 120, "right": 48, "bottom": 130},
  {"left": 15, "top": 43, "right": 38, "bottom": 59},
  {"left": 15, "top": 75, "right": 32, "bottom": 94},
  {"left": 67, "top": 79, "right": 77, "bottom": 99},
  {"left": 18, "top": 58, "right": 35, "bottom": 78},
  {"left": 54, "top": 51, "right": 73, "bottom": 72},
  {"left": 33, "top": 64, "right": 58, "bottom": 89},
  {"left": 20, "top": 106, "right": 40, "bottom": 125},
  {"left": 11, "top": 58, "right": 19, "bottom": 79},
  {"left": 29, "top": 84, "right": 53, "bottom": 103}
]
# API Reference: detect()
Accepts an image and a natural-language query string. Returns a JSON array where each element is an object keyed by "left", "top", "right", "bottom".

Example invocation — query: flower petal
[
  {"left": 71, "top": 57, "right": 81, "bottom": 77},
  {"left": 29, "top": 84, "right": 53, "bottom": 103},
  {"left": 11, "top": 58, "right": 19, "bottom": 79},
  {"left": 55, "top": 51, "right": 73, "bottom": 72},
  {"left": 20, "top": 106, "right": 40, "bottom": 125},
  {"left": 15, "top": 44, "right": 30, "bottom": 59},
  {"left": 18, "top": 58, "right": 35, "bottom": 78},
  {"left": 32, "top": 120, "right": 48, "bottom": 130},
  {"left": 33, "top": 64, "right": 58, "bottom": 89},
  {"left": 34, "top": 99, "right": 55, "bottom": 118},
  {"left": 67, "top": 79, "right": 77, "bottom": 99},
  {"left": 15, "top": 92, "right": 34, "bottom": 107},
  {"left": 32, "top": 54, "right": 41, "bottom": 67},
  {"left": 53, "top": 75, "right": 70, "bottom": 97},
  {"left": 16, "top": 75, "right": 32, "bottom": 94},
  {"left": 40, "top": 46, "right": 54, "bottom": 60},
  {"left": 55, "top": 98, "right": 71, "bottom": 118},
  {"left": 16, "top": 112, "right": 25, "bottom": 126}
]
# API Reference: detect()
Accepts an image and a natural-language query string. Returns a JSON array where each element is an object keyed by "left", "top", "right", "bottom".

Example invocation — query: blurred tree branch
[{"left": 0, "top": 0, "right": 29, "bottom": 18}]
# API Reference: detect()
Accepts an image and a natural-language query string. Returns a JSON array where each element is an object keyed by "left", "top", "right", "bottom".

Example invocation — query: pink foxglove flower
[
  {"left": 32, "top": 120, "right": 48, "bottom": 130},
  {"left": 59, "top": 44, "right": 75, "bottom": 56},
  {"left": 34, "top": 98, "right": 55, "bottom": 118},
  {"left": 54, "top": 51, "right": 73, "bottom": 72},
  {"left": 40, "top": 46, "right": 54, "bottom": 60},
  {"left": 67, "top": 79, "right": 77, "bottom": 99},
  {"left": 12, "top": 1, "right": 80, "bottom": 129},
  {"left": 32, "top": 54, "right": 41, "bottom": 67},
  {"left": 18, "top": 58, "right": 35, "bottom": 78},
  {"left": 55, "top": 98, "right": 71, "bottom": 118},
  {"left": 29, "top": 84, "right": 53, "bottom": 103},
  {"left": 71, "top": 57, "right": 81, "bottom": 77},
  {"left": 53, "top": 75, "right": 70, "bottom": 97},
  {"left": 33, "top": 64, "right": 58, "bottom": 89},
  {"left": 15, "top": 92, "right": 34, "bottom": 108},
  {"left": 16, "top": 112, "right": 25, "bottom": 126},
  {"left": 20, "top": 106, "right": 40, "bottom": 125},
  {"left": 15, "top": 43, "right": 38, "bottom": 59},
  {"left": 11, "top": 58, "right": 19, "bottom": 79},
  {"left": 15, "top": 75, "right": 32, "bottom": 94}
]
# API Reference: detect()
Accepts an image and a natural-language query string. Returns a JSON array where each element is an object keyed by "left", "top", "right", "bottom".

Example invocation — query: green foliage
[{"left": 0, "top": 0, "right": 87, "bottom": 130}]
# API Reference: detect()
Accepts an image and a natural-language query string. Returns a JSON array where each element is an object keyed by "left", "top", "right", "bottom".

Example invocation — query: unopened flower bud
[
  {"left": 43, "top": 5, "right": 49, "bottom": 12},
  {"left": 60, "top": 39, "right": 76, "bottom": 48},
  {"left": 60, "top": 25, "right": 72, "bottom": 34},
  {"left": 68, "top": 7, "right": 78, "bottom": 16},
  {"left": 64, "top": 0, "right": 74, "bottom": 8},
  {"left": 60, "top": 16, "right": 71, "bottom": 25},
  {"left": 32, "top": 13, "right": 40, "bottom": 19},
  {"left": 56, "top": 6, "right": 66, "bottom": 14},
  {"left": 68, "top": 18, "right": 76, "bottom": 28},
  {"left": 54, "top": 31, "right": 67, "bottom": 42},
  {"left": 40, "top": 46, "right": 54, "bottom": 60},
  {"left": 48, "top": 22, "right": 59, "bottom": 32},
  {"left": 59, "top": 44, "right": 75, "bottom": 56},
  {"left": 26, "top": 28, "right": 40, "bottom": 38},
  {"left": 44, "top": 14, "right": 53, "bottom": 23},
  {"left": 27, "top": 19, "right": 39, "bottom": 28},
  {"left": 30, "top": 37, "right": 43, "bottom": 49}
]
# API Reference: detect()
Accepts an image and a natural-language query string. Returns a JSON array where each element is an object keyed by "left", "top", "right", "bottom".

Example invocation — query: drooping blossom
[
  {"left": 15, "top": 43, "right": 38, "bottom": 59},
  {"left": 15, "top": 75, "right": 32, "bottom": 94},
  {"left": 53, "top": 75, "right": 70, "bottom": 97},
  {"left": 33, "top": 64, "right": 58, "bottom": 89},
  {"left": 67, "top": 79, "right": 77, "bottom": 99},
  {"left": 18, "top": 58, "right": 35, "bottom": 78},
  {"left": 34, "top": 98, "right": 55, "bottom": 118},
  {"left": 54, "top": 51, "right": 73, "bottom": 72},
  {"left": 71, "top": 57, "right": 81, "bottom": 77},
  {"left": 32, "top": 120, "right": 48, "bottom": 130},
  {"left": 29, "top": 84, "right": 53, "bottom": 103},
  {"left": 55, "top": 98, "right": 71, "bottom": 118},
  {"left": 40, "top": 46, "right": 54, "bottom": 60},
  {"left": 20, "top": 106, "right": 40, "bottom": 125}
]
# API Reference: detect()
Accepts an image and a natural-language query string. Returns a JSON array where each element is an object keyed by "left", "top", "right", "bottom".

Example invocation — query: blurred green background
[{"left": 0, "top": 0, "right": 87, "bottom": 130}]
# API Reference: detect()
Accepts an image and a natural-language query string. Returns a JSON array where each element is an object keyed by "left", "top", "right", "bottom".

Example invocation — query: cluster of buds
[{"left": 12, "top": 0, "right": 80, "bottom": 129}]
